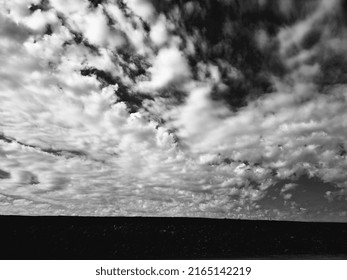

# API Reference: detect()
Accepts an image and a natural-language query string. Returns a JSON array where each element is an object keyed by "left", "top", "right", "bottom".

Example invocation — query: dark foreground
[{"left": 0, "top": 216, "right": 346, "bottom": 259}]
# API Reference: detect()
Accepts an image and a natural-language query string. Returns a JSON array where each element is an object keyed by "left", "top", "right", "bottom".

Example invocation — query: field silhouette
[{"left": 0, "top": 216, "right": 346, "bottom": 259}]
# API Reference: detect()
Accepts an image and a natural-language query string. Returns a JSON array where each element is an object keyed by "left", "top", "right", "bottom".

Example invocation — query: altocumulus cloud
[{"left": 0, "top": 0, "right": 346, "bottom": 221}]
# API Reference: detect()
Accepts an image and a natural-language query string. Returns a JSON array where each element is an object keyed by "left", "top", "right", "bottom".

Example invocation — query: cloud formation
[{"left": 0, "top": 0, "right": 346, "bottom": 221}]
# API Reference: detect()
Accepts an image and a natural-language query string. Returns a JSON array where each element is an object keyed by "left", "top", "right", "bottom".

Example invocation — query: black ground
[{"left": 0, "top": 216, "right": 346, "bottom": 259}]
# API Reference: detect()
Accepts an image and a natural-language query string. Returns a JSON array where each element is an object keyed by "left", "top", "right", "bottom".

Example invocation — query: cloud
[
  {"left": 149, "top": 15, "right": 170, "bottom": 46},
  {"left": 123, "top": 0, "right": 156, "bottom": 22},
  {"left": 0, "top": 0, "right": 346, "bottom": 220},
  {"left": 49, "top": 0, "right": 89, "bottom": 15},
  {"left": 281, "top": 183, "right": 298, "bottom": 193},
  {"left": 80, "top": 7, "right": 110, "bottom": 46},
  {"left": 138, "top": 46, "right": 191, "bottom": 91}
]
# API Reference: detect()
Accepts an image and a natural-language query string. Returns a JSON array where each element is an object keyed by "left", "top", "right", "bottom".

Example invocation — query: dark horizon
[
  {"left": 2, "top": 214, "right": 347, "bottom": 223},
  {"left": 1, "top": 215, "right": 347, "bottom": 259}
]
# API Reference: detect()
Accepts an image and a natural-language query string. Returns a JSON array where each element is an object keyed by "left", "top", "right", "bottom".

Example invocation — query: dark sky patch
[
  {"left": 316, "top": 53, "right": 347, "bottom": 91},
  {"left": 117, "top": 49, "right": 151, "bottom": 81},
  {"left": 44, "top": 24, "right": 53, "bottom": 36},
  {"left": 87, "top": 0, "right": 106, "bottom": 8},
  {"left": 28, "top": 0, "right": 50, "bottom": 13},
  {"left": 0, "top": 170, "right": 11, "bottom": 180},
  {"left": 80, "top": 67, "right": 155, "bottom": 113},
  {"left": 148, "top": 0, "right": 296, "bottom": 109},
  {"left": 80, "top": 67, "right": 124, "bottom": 87},
  {"left": 257, "top": 174, "right": 341, "bottom": 220}
]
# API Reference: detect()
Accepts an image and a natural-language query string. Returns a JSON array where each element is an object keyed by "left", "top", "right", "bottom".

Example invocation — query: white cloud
[
  {"left": 172, "top": 84, "right": 229, "bottom": 144},
  {"left": 105, "top": 2, "right": 151, "bottom": 54},
  {"left": 81, "top": 7, "right": 110, "bottom": 46},
  {"left": 22, "top": 9, "right": 59, "bottom": 33},
  {"left": 123, "top": 0, "right": 156, "bottom": 22},
  {"left": 49, "top": 0, "right": 89, "bottom": 15},
  {"left": 3, "top": 0, "right": 39, "bottom": 20},
  {"left": 281, "top": 183, "right": 298, "bottom": 193},
  {"left": 138, "top": 47, "right": 191, "bottom": 91},
  {"left": 149, "top": 15, "right": 170, "bottom": 46}
]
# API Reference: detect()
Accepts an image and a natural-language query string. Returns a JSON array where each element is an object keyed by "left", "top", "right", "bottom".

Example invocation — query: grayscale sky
[{"left": 0, "top": 0, "right": 347, "bottom": 221}]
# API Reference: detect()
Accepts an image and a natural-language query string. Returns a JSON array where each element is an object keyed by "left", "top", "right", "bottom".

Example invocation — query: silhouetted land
[{"left": 0, "top": 216, "right": 346, "bottom": 259}]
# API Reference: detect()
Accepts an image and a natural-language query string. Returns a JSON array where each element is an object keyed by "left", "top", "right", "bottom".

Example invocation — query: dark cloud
[{"left": 1, "top": 133, "right": 87, "bottom": 160}]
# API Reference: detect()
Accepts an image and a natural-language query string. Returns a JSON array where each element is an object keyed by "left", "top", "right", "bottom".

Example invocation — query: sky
[{"left": 0, "top": 0, "right": 347, "bottom": 221}]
